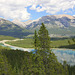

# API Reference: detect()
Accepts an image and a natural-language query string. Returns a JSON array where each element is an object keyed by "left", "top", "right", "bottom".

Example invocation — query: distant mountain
[
  {"left": 0, "top": 18, "right": 32, "bottom": 38},
  {"left": 12, "top": 14, "right": 75, "bottom": 29},
  {"left": 12, "top": 20, "right": 33, "bottom": 28},
  {"left": 0, "top": 14, "right": 75, "bottom": 38},
  {"left": 24, "top": 14, "right": 75, "bottom": 35},
  {"left": 12, "top": 19, "right": 26, "bottom": 28},
  {"left": 25, "top": 14, "right": 75, "bottom": 28}
]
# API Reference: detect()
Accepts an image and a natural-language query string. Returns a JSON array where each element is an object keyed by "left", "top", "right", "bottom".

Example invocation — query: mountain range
[
  {"left": 0, "top": 18, "right": 32, "bottom": 38},
  {"left": 0, "top": 14, "right": 75, "bottom": 38}
]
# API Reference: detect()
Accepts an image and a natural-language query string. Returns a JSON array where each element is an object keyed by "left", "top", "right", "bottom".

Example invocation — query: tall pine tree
[
  {"left": 34, "top": 30, "right": 38, "bottom": 50},
  {"left": 38, "top": 23, "right": 50, "bottom": 51},
  {"left": 34, "top": 23, "right": 68, "bottom": 75},
  {"left": 38, "top": 23, "right": 51, "bottom": 56}
]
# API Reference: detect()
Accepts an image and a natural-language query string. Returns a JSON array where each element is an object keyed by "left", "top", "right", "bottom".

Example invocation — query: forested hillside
[
  {"left": 0, "top": 45, "right": 75, "bottom": 75},
  {"left": 0, "top": 46, "right": 68, "bottom": 75}
]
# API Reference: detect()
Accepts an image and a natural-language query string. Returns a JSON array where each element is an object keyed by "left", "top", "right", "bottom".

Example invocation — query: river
[{"left": 0, "top": 41, "right": 75, "bottom": 66}]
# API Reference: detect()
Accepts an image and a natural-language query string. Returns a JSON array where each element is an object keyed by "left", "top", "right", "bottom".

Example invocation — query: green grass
[
  {"left": 6, "top": 38, "right": 75, "bottom": 49},
  {"left": 6, "top": 38, "right": 34, "bottom": 48},
  {"left": 0, "top": 35, "right": 17, "bottom": 41},
  {"left": 50, "top": 39, "right": 75, "bottom": 48}
]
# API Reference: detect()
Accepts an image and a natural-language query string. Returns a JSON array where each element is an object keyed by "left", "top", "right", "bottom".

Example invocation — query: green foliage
[
  {"left": 59, "top": 44, "right": 75, "bottom": 49},
  {"left": 68, "top": 40, "right": 71, "bottom": 45},
  {"left": 0, "top": 45, "right": 11, "bottom": 50},
  {"left": 22, "top": 53, "right": 46, "bottom": 75},
  {"left": 38, "top": 23, "right": 50, "bottom": 51},
  {"left": 0, "top": 50, "right": 13, "bottom": 75},
  {"left": 0, "top": 47, "right": 33, "bottom": 75},
  {"left": 34, "top": 23, "right": 68, "bottom": 75},
  {"left": 2, "top": 50, "right": 27, "bottom": 69},
  {"left": 63, "top": 61, "right": 69, "bottom": 75},
  {"left": 68, "top": 65, "right": 75, "bottom": 75},
  {"left": 0, "top": 48, "right": 46, "bottom": 75},
  {"left": 72, "top": 38, "right": 75, "bottom": 44},
  {"left": 0, "top": 45, "right": 70, "bottom": 75},
  {"left": 34, "top": 30, "right": 39, "bottom": 50}
]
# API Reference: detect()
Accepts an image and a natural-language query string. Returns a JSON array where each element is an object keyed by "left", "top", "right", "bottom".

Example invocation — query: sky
[{"left": 0, "top": 0, "right": 75, "bottom": 22}]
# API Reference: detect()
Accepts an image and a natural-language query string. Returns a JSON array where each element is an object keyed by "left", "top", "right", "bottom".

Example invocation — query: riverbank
[
  {"left": 0, "top": 39, "right": 34, "bottom": 52},
  {"left": 51, "top": 48, "right": 75, "bottom": 51},
  {"left": 0, "top": 39, "right": 75, "bottom": 51},
  {"left": 5, "top": 38, "right": 75, "bottom": 49},
  {"left": 0, "top": 39, "right": 20, "bottom": 46}
]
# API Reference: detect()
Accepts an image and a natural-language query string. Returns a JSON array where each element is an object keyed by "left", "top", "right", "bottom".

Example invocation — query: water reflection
[
  {"left": 0, "top": 43, "right": 75, "bottom": 66},
  {"left": 52, "top": 49, "right": 75, "bottom": 66}
]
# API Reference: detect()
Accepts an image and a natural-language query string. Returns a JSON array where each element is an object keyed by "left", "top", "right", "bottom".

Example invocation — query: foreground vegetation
[
  {"left": 0, "top": 46, "right": 75, "bottom": 75},
  {"left": 0, "top": 46, "right": 73, "bottom": 75}
]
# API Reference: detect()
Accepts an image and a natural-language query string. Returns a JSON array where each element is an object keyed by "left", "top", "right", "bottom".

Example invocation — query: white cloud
[
  {"left": 0, "top": 0, "right": 75, "bottom": 21},
  {"left": 0, "top": 0, "right": 31, "bottom": 21},
  {"left": 30, "top": 0, "right": 75, "bottom": 14}
]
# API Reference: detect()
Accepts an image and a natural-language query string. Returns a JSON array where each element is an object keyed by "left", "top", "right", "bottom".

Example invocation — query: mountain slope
[
  {"left": 12, "top": 20, "right": 33, "bottom": 28},
  {"left": 0, "top": 14, "right": 75, "bottom": 38},
  {"left": 0, "top": 18, "right": 32, "bottom": 38},
  {"left": 24, "top": 14, "right": 75, "bottom": 35}
]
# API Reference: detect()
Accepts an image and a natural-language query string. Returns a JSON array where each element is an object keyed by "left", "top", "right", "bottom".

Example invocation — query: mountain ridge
[
  {"left": 12, "top": 14, "right": 75, "bottom": 28},
  {"left": 0, "top": 18, "right": 32, "bottom": 38},
  {"left": 0, "top": 14, "right": 75, "bottom": 38},
  {"left": 23, "top": 14, "right": 75, "bottom": 36}
]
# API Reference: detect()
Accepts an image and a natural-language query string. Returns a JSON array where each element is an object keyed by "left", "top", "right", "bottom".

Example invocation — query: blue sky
[
  {"left": 27, "top": 6, "right": 51, "bottom": 21},
  {"left": 0, "top": 0, "right": 75, "bottom": 22},
  {"left": 28, "top": 7, "right": 75, "bottom": 21}
]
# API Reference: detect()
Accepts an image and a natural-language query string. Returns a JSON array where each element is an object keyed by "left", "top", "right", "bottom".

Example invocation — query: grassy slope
[
  {"left": 0, "top": 35, "right": 17, "bottom": 41},
  {"left": 6, "top": 38, "right": 75, "bottom": 49},
  {"left": 50, "top": 39, "right": 75, "bottom": 48},
  {"left": 6, "top": 38, "right": 34, "bottom": 48}
]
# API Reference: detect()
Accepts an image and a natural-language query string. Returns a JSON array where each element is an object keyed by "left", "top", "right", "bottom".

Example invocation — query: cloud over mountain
[{"left": 0, "top": 0, "right": 75, "bottom": 21}]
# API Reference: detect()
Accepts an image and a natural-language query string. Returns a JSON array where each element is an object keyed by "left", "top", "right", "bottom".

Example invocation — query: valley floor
[{"left": 0, "top": 39, "right": 75, "bottom": 51}]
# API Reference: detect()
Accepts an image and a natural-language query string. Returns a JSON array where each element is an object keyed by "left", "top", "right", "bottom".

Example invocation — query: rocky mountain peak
[{"left": 54, "top": 14, "right": 74, "bottom": 19}]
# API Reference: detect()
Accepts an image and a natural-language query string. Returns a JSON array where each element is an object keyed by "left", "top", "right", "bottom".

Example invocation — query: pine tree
[
  {"left": 34, "top": 23, "right": 68, "bottom": 75},
  {"left": 38, "top": 23, "right": 50, "bottom": 51},
  {"left": 21, "top": 52, "right": 46, "bottom": 75},
  {"left": 63, "top": 61, "right": 69, "bottom": 75},
  {"left": 0, "top": 51, "right": 13, "bottom": 75},
  {"left": 34, "top": 30, "right": 38, "bottom": 50},
  {"left": 37, "top": 23, "right": 51, "bottom": 58}
]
